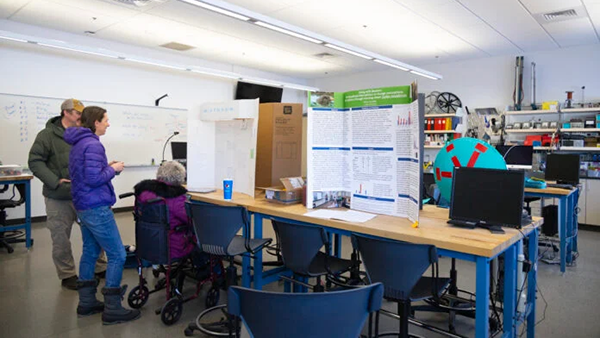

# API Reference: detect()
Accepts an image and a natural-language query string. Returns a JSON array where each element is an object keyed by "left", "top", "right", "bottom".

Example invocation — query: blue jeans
[{"left": 77, "top": 206, "right": 126, "bottom": 288}]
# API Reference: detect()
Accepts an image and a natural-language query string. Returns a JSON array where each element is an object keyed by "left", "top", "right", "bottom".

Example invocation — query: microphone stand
[{"left": 161, "top": 131, "right": 179, "bottom": 164}]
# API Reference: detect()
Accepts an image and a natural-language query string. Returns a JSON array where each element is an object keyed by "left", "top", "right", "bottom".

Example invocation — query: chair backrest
[
  {"left": 185, "top": 201, "right": 249, "bottom": 256},
  {"left": 134, "top": 198, "right": 170, "bottom": 264},
  {"left": 272, "top": 220, "right": 328, "bottom": 276},
  {"left": 352, "top": 234, "right": 437, "bottom": 301},
  {"left": 228, "top": 283, "right": 384, "bottom": 338},
  {"left": 0, "top": 184, "right": 26, "bottom": 210}
]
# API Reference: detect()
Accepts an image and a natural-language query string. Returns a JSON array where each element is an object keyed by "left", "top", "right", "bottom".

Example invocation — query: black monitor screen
[
  {"left": 235, "top": 81, "right": 283, "bottom": 103},
  {"left": 450, "top": 167, "right": 524, "bottom": 228},
  {"left": 545, "top": 154, "right": 580, "bottom": 185},
  {"left": 171, "top": 142, "right": 187, "bottom": 160},
  {"left": 496, "top": 145, "right": 533, "bottom": 166}
]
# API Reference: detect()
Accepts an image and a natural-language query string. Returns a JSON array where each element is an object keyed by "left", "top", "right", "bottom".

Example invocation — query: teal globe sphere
[{"left": 433, "top": 138, "right": 507, "bottom": 201}]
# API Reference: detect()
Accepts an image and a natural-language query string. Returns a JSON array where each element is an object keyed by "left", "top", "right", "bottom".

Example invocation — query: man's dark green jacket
[{"left": 28, "top": 116, "right": 72, "bottom": 200}]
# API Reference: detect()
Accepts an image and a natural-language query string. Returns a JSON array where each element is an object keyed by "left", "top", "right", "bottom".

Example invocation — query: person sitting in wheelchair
[{"left": 134, "top": 161, "right": 194, "bottom": 268}]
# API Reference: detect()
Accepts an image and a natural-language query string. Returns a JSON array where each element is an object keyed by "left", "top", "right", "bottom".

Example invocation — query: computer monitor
[
  {"left": 171, "top": 142, "right": 187, "bottom": 160},
  {"left": 545, "top": 153, "right": 580, "bottom": 185},
  {"left": 495, "top": 145, "right": 533, "bottom": 170},
  {"left": 235, "top": 81, "right": 283, "bottom": 103},
  {"left": 450, "top": 167, "right": 525, "bottom": 229}
]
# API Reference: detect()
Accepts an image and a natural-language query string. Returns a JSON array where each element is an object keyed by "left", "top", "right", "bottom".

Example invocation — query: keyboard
[{"left": 546, "top": 183, "right": 574, "bottom": 190}]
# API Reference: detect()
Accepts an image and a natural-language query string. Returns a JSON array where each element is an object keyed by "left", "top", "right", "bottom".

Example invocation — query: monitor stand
[
  {"left": 476, "top": 223, "right": 505, "bottom": 234},
  {"left": 448, "top": 219, "right": 505, "bottom": 234}
]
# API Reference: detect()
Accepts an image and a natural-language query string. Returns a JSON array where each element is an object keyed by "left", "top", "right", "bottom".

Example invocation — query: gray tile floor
[{"left": 1, "top": 212, "right": 600, "bottom": 338}]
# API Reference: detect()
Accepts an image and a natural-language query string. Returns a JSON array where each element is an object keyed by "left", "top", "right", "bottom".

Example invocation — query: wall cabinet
[{"left": 584, "top": 179, "right": 600, "bottom": 226}]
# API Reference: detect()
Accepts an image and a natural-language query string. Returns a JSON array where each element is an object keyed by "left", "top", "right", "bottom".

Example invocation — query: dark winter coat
[
  {"left": 134, "top": 179, "right": 194, "bottom": 259},
  {"left": 64, "top": 127, "right": 116, "bottom": 211},
  {"left": 28, "top": 116, "right": 73, "bottom": 200}
]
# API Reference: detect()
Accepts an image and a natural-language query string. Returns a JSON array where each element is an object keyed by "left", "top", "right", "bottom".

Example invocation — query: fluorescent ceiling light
[
  {"left": 189, "top": 68, "right": 240, "bottom": 80},
  {"left": 324, "top": 44, "right": 372, "bottom": 60},
  {"left": 126, "top": 58, "right": 188, "bottom": 71},
  {"left": 410, "top": 70, "right": 439, "bottom": 80},
  {"left": 0, "top": 32, "right": 319, "bottom": 91},
  {"left": 374, "top": 59, "right": 409, "bottom": 71},
  {"left": 254, "top": 21, "right": 323, "bottom": 44},
  {"left": 241, "top": 78, "right": 284, "bottom": 87},
  {"left": 179, "top": 0, "right": 250, "bottom": 21},
  {"left": 283, "top": 83, "right": 319, "bottom": 92},
  {"left": 37, "top": 43, "right": 119, "bottom": 59},
  {"left": 0, "top": 35, "right": 28, "bottom": 43}
]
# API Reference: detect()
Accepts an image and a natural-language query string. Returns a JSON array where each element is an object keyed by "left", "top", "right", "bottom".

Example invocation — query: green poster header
[
  {"left": 308, "top": 85, "right": 412, "bottom": 109},
  {"left": 343, "top": 86, "right": 411, "bottom": 108}
]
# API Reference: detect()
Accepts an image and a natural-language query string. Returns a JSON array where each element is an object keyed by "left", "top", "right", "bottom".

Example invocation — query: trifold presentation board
[
  {"left": 307, "top": 85, "right": 422, "bottom": 223},
  {"left": 186, "top": 99, "right": 259, "bottom": 197}
]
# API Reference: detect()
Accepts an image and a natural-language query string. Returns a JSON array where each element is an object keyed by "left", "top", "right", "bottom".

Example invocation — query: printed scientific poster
[{"left": 307, "top": 86, "right": 421, "bottom": 222}]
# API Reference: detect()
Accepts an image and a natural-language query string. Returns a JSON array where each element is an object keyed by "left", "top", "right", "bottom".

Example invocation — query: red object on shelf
[
  {"left": 524, "top": 135, "right": 542, "bottom": 146},
  {"left": 542, "top": 134, "right": 559, "bottom": 146}
]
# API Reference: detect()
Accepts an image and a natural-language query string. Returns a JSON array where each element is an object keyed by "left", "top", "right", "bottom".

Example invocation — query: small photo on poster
[
  {"left": 310, "top": 91, "right": 335, "bottom": 108},
  {"left": 312, "top": 190, "right": 351, "bottom": 209}
]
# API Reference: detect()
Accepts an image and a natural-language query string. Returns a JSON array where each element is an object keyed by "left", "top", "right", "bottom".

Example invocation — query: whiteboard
[{"left": 0, "top": 93, "right": 188, "bottom": 167}]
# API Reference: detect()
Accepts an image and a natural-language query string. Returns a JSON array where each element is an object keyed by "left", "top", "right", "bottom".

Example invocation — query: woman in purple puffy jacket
[
  {"left": 65, "top": 106, "right": 140, "bottom": 325},
  {"left": 134, "top": 161, "right": 194, "bottom": 261}
]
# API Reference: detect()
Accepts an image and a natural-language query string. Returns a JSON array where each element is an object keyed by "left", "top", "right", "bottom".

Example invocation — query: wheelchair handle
[{"left": 119, "top": 192, "right": 135, "bottom": 199}]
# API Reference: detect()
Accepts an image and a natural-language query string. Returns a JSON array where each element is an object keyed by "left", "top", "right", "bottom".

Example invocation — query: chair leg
[
  {"left": 314, "top": 276, "right": 324, "bottom": 292},
  {"left": 398, "top": 300, "right": 411, "bottom": 338},
  {"left": 226, "top": 257, "right": 237, "bottom": 289}
]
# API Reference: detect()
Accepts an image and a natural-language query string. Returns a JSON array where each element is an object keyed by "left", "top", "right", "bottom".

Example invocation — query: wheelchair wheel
[
  {"left": 161, "top": 297, "right": 183, "bottom": 326},
  {"left": 127, "top": 285, "right": 149, "bottom": 309},
  {"left": 205, "top": 286, "right": 220, "bottom": 308}
]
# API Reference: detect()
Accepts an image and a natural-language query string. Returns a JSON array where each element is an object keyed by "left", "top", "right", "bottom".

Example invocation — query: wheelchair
[{"left": 119, "top": 192, "right": 225, "bottom": 326}]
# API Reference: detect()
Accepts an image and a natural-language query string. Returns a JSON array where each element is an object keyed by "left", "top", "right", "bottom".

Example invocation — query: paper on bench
[{"left": 304, "top": 209, "right": 376, "bottom": 223}]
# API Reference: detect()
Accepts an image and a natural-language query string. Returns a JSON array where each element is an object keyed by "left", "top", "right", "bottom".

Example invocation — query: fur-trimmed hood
[{"left": 134, "top": 179, "right": 187, "bottom": 198}]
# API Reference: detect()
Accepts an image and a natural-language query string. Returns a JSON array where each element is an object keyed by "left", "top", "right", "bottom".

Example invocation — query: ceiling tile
[
  {"left": 519, "top": 0, "right": 583, "bottom": 14},
  {"left": 543, "top": 18, "right": 599, "bottom": 47},
  {"left": 587, "top": 3, "right": 600, "bottom": 33},
  {"left": 222, "top": 0, "right": 305, "bottom": 15},
  {"left": 98, "top": 13, "right": 228, "bottom": 58},
  {"left": 146, "top": 0, "right": 380, "bottom": 71},
  {"left": 11, "top": 0, "right": 120, "bottom": 34},
  {"left": 457, "top": 0, "right": 558, "bottom": 51},
  {"left": 0, "top": 0, "right": 33, "bottom": 19},
  {"left": 46, "top": 0, "right": 139, "bottom": 19}
]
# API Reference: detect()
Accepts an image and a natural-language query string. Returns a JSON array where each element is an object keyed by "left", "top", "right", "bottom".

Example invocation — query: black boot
[
  {"left": 77, "top": 279, "right": 104, "bottom": 317},
  {"left": 101, "top": 285, "right": 141, "bottom": 325}
]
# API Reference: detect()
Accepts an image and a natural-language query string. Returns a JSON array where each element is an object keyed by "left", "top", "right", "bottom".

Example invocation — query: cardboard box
[
  {"left": 263, "top": 177, "right": 304, "bottom": 204},
  {"left": 256, "top": 103, "right": 303, "bottom": 187}
]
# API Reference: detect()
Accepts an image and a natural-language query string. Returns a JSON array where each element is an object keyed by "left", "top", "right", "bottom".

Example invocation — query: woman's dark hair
[{"left": 81, "top": 106, "right": 106, "bottom": 133}]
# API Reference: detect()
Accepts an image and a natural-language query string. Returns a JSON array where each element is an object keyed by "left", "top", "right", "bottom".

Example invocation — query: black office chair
[
  {"left": 272, "top": 220, "right": 356, "bottom": 292},
  {"left": 184, "top": 201, "right": 272, "bottom": 337},
  {"left": 0, "top": 183, "right": 30, "bottom": 253},
  {"left": 524, "top": 197, "right": 540, "bottom": 216},
  {"left": 353, "top": 234, "right": 451, "bottom": 338}
]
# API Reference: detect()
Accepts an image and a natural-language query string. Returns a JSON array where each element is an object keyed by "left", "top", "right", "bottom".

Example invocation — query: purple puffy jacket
[
  {"left": 64, "top": 127, "right": 116, "bottom": 211},
  {"left": 134, "top": 179, "right": 194, "bottom": 259}
]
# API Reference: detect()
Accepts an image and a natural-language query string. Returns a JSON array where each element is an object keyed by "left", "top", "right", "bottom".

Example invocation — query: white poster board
[
  {"left": 307, "top": 87, "right": 420, "bottom": 223},
  {"left": 187, "top": 99, "right": 259, "bottom": 197}
]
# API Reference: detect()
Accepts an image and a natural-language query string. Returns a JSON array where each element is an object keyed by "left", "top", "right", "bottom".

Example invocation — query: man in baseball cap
[{"left": 28, "top": 98, "right": 107, "bottom": 290}]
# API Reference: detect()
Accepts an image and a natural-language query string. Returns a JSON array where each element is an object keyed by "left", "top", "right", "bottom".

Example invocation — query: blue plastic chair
[
  {"left": 227, "top": 283, "right": 384, "bottom": 338},
  {"left": 186, "top": 201, "right": 271, "bottom": 258},
  {"left": 272, "top": 220, "right": 355, "bottom": 292},
  {"left": 184, "top": 201, "right": 273, "bottom": 337},
  {"left": 352, "top": 234, "right": 450, "bottom": 338}
]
